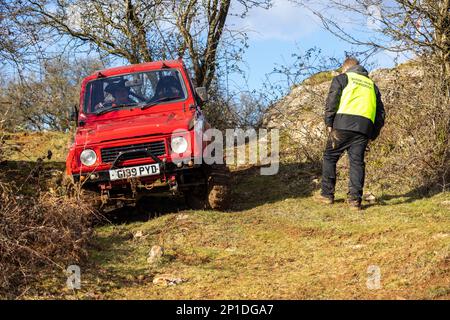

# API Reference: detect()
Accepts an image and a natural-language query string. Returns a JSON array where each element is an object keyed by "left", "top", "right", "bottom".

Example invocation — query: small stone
[
  {"left": 133, "top": 230, "right": 146, "bottom": 240},
  {"left": 153, "top": 274, "right": 186, "bottom": 286},
  {"left": 432, "top": 233, "right": 449, "bottom": 239},
  {"left": 349, "top": 244, "right": 365, "bottom": 250},
  {"left": 147, "top": 245, "right": 164, "bottom": 264},
  {"left": 363, "top": 193, "right": 377, "bottom": 204},
  {"left": 441, "top": 200, "right": 450, "bottom": 206},
  {"left": 176, "top": 214, "right": 189, "bottom": 220},
  {"left": 83, "top": 291, "right": 100, "bottom": 299}
]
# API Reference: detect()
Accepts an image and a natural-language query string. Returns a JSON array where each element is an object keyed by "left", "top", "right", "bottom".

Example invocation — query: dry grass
[
  {"left": 302, "top": 70, "right": 336, "bottom": 86},
  {"left": 0, "top": 188, "right": 93, "bottom": 299},
  {"left": 0, "top": 130, "right": 93, "bottom": 299},
  {"left": 2, "top": 131, "right": 70, "bottom": 162},
  {"left": 266, "top": 61, "right": 450, "bottom": 194},
  {"left": 2, "top": 131, "right": 448, "bottom": 300},
  {"left": 33, "top": 166, "right": 449, "bottom": 300}
]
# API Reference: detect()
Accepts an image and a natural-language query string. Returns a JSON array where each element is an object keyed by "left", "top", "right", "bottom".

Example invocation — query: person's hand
[{"left": 327, "top": 126, "right": 333, "bottom": 133}]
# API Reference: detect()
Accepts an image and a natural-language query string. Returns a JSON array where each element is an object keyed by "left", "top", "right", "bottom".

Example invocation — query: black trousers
[{"left": 321, "top": 129, "right": 369, "bottom": 201}]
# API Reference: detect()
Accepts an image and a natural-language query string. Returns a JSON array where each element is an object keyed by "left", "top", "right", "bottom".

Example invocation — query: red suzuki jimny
[{"left": 65, "top": 60, "right": 230, "bottom": 211}]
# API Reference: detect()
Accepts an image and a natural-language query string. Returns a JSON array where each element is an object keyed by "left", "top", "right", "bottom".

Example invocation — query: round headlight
[
  {"left": 80, "top": 149, "right": 97, "bottom": 166},
  {"left": 171, "top": 136, "right": 188, "bottom": 154}
]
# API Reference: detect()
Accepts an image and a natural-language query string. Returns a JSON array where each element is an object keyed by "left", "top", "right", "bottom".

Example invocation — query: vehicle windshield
[{"left": 83, "top": 69, "right": 187, "bottom": 114}]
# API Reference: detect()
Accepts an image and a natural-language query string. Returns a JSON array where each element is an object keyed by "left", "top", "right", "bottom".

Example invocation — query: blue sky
[
  {"left": 1, "top": 0, "right": 409, "bottom": 93},
  {"left": 227, "top": 0, "right": 408, "bottom": 91}
]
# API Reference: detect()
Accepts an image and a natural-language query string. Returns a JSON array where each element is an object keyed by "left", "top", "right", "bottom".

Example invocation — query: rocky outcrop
[{"left": 264, "top": 61, "right": 424, "bottom": 142}]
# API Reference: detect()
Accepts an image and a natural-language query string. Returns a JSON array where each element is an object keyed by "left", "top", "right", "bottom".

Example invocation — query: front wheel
[
  {"left": 184, "top": 164, "right": 231, "bottom": 211},
  {"left": 206, "top": 164, "right": 231, "bottom": 210}
]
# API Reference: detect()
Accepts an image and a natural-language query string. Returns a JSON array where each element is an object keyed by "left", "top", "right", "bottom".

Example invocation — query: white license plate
[{"left": 109, "top": 164, "right": 160, "bottom": 181}]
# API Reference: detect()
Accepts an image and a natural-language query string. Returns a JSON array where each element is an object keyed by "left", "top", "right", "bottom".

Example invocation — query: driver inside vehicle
[
  {"left": 106, "top": 81, "right": 135, "bottom": 105},
  {"left": 94, "top": 81, "right": 135, "bottom": 110}
]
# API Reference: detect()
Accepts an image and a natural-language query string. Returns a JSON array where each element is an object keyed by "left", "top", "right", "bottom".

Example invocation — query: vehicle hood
[{"left": 75, "top": 111, "right": 192, "bottom": 145}]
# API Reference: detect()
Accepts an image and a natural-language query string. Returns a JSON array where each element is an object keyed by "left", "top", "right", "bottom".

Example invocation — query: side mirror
[{"left": 195, "top": 87, "right": 209, "bottom": 103}]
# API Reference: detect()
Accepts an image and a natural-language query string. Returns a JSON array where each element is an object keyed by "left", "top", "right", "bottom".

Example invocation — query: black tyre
[
  {"left": 184, "top": 164, "right": 231, "bottom": 211},
  {"left": 206, "top": 164, "right": 231, "bottom": 210},
  {"left": 184, "top": 186, "right": 208, "bottom": 210}
]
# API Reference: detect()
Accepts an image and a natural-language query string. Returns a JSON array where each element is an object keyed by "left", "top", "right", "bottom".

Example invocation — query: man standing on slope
[{"left": 317, "top": 57, "right": 385, "bottom": 210}]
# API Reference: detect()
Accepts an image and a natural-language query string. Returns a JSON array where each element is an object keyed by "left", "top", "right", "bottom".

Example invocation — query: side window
[
  {"left": 84, "top": 81, "right": 107, "bottom": 113},
  {"left": 83, "top": 82, "right": 91, "bottom": 113}
]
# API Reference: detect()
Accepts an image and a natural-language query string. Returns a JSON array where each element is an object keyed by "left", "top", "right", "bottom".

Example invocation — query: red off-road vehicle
[{"left": 65, "top": 60, "right": 230, "bottom": 211}]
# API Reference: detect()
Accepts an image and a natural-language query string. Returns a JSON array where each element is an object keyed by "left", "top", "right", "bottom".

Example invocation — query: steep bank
[{"left": 263, "top": 61, "right": 446, "bottom": 194}]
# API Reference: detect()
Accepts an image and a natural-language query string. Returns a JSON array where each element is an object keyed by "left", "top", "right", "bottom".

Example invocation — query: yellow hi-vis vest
[{"left": 337, "top": 72, "right": 377, "bottom": 123}]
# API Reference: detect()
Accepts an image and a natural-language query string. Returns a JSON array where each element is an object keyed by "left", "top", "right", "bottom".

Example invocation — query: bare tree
[
  {"left": 289, "top": 0, "right": 450, "bottom": 191},
  {"left": 291, "top": 0, "right": 450, "bottom": 94},
  {"left": 24, "top": 0, "right": 271, "bottom": 88},
  {"left": 0, "top": 1, "right": 39, "bottom": 69},
  {"left": 2, "top": 57, "right": 103, "bottom": 131}
]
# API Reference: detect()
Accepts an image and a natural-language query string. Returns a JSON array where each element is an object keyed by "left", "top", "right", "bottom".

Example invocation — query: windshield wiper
[
  {"left": 140, "top": 96, "right": 182, "bottom": 110},
  {"left": 95, "top": 103, "right": 138, "bottom": 115}
]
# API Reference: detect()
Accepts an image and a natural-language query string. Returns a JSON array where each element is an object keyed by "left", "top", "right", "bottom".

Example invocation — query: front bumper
[{"left": 72, "top": 160, "right": 203, "bottom": 186}]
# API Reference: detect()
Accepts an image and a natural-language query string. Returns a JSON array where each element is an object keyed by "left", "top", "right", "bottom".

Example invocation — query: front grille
[{"left": 101, "top": 140, "right": 166, "bottom": 163}]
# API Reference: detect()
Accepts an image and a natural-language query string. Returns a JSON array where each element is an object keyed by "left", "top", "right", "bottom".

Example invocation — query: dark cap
[{"left": 105, "top": 80, "right": 128, "bottom": 94}]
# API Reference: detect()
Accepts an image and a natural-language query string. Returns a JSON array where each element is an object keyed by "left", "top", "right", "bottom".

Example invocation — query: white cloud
[{"left": 229, "top": 0, "right": 320, "bottom": 42}]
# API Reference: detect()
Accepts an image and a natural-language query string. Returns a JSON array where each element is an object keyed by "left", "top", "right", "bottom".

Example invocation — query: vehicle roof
[{"left": 83, "top": 60, "right": 186, "bottom": 83}]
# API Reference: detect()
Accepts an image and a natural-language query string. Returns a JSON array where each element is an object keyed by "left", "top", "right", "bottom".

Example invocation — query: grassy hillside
[
  {"left": 2, "top": 131, "right": 70, "bottom": 162},
  {"left": 0, "top": 132, "right": 69, "bottom": 196},
  {"left": 29, "top": 163, "right": 450, "bottom": 299},
  {"left": 82, "top": 182, "right": 449, "bottom": 299},
  {"left": 2, "top": 132, "right": 449, "bottom": 300},
  {"left": 264, "top": 61, "right": 449, "bottom": 194}
]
